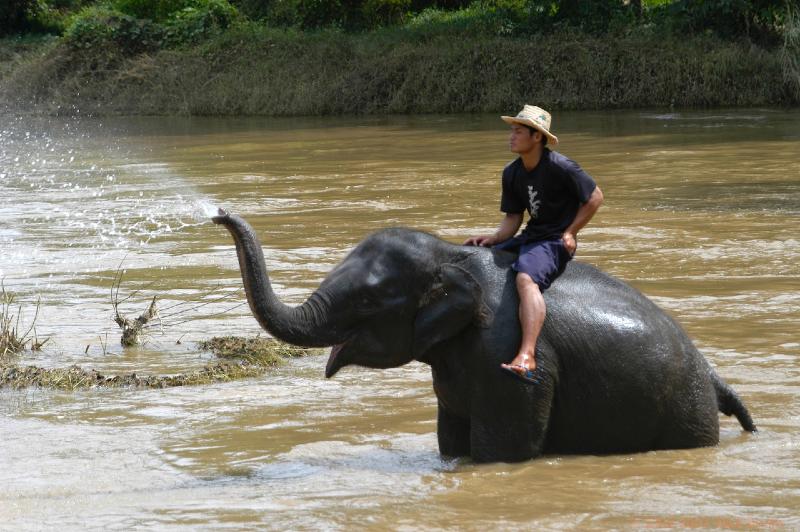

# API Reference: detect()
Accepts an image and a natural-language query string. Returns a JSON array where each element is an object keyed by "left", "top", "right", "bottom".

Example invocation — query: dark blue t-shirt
[{"left": 500, "top": 149, "right": 596, "bottom": 243}]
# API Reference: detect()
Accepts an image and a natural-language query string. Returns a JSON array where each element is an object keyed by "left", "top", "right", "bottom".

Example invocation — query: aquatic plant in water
[
  {"left": 0, "top": 336, "right": 319, "bottom": 390},
  {"left": 0, "top": 282, "right": 46, "bottom": 357}
]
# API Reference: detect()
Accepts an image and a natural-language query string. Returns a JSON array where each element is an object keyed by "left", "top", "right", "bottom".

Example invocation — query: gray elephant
[{"left": 213, "top": 210, "right": 755, "bottom": 463}]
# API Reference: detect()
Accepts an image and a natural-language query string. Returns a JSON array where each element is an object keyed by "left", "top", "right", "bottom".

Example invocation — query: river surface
[{"left": 1, "top": 110, "right": 799, "bottom": 530}]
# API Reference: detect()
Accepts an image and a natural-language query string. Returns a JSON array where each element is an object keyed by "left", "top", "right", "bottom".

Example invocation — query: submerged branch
[
  {"left": 115, "top": 295, "right": 160, "bottom": 346},
  {"left": 111, "top": 262, "right": 244, "bottom": 346}
]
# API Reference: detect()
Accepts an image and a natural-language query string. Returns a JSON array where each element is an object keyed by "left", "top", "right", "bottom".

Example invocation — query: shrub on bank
[
  {"left": 113, "top": 0, "right": 198, "bottom": 21},
  {"left": 62, "top": 0, "right": 238, "bottom": 51},
  {"left": 232, "top": 0, "right": 413, "bottom": 30},
  {"left": 0, "top": 0, "right": 75, "bottom": 36},
  {"left": 165, "top": 0, "right": 239, "bottom": 44},
  {"left": 64, "top": 4, "right": 164, "bottom": 52}
]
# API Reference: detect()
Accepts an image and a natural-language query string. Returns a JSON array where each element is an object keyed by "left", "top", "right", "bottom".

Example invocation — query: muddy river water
[{"left": 1, "top": 110, "right": 799, "bottom": 529}]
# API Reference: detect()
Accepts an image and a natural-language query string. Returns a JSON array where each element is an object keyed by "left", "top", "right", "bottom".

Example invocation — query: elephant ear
[{"left": 413, "top": 263, "right": 492, "bottom": 363}]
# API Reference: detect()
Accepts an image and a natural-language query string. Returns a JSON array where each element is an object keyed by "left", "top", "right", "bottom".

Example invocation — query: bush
[
  {"left": 113, "top": 0, "right": 197, "bottom": 22},
  {"left": 63, "top": 4, "right": 165, "bottom": 52},
  {"left": 165, "top": 0, "right": 239, "bottom": 44},
  {"left": 62, "top": 0, "right": 238, "bottom": 51},
  {"left": 1, "top": 0, "right": 39, "bottom": 36},
  {"left": 404, "top": 1, "right": 536, "bottom": 37},
  {"left": 232, "top": 0, "right": 414, "bottom": 30},
  {"left": 360, "top": 0, "right": 411, "bottom": 28},
  {"left": 656, "top": 0, "right": 786, "bottom": 43},
  {"left": 0, "top": 0, "right": 93, "bottom": 36},
  {"left": 233, "top": 0, "right": 300, "bottom": 25}
]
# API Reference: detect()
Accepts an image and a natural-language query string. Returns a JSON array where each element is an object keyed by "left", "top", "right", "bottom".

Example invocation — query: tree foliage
[
  {"left": 4, "top": 0, "right": 792, "bottom": 46},
  {"left": 1, "top": 0, "right": 40, "bottom": 35},
  {"left": 222, "top": 0, "right": 789, "bottom": 40},
  {"left": 666, "top": 0, "right": 788, "bottom": 42}
]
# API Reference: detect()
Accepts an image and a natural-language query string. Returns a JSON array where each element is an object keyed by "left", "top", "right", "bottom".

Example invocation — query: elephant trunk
[{"left": 212, "top": 209, "right": 344, "bottom": 347}]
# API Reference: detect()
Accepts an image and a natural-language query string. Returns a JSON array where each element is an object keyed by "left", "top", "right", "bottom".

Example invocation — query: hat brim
[{"left": 501, "top": 116, "right": 559, "bottom": 145}]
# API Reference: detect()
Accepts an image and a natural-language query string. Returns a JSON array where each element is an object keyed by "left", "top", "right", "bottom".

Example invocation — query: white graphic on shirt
[{"left": 527, "top": 185, "right": 541, "bottom": 219}]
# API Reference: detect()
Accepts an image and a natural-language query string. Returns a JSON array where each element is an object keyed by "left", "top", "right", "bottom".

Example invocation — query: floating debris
[
  {"left": 0, "top": 336, "right": 320, "bottom": 391},
  {"left": 198, "top": 336, "right": 314, "bottom": 366}
]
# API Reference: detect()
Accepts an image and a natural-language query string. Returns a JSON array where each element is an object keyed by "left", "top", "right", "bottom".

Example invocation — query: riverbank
[{"left": 1, "top": 25, "right": 797, "bottom": 116}]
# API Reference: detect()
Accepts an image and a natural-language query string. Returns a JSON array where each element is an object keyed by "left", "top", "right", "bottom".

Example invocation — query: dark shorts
[{"left": 494, "top": 237, "right": 573, "bottom": 291}]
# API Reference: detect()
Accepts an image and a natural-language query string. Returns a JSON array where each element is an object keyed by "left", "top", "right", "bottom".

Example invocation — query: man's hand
[
  {"left": 464, "top": 234, "right": 497, "bottom": 247},
  {"left": 465, "top": 213, "right": 523, "bottom": 248},
  {"left": 561, "top": 186, "right": 603, "bottom": 256},
  {"left": 562, "top": 232, "right": 577, "bottom": 255}
]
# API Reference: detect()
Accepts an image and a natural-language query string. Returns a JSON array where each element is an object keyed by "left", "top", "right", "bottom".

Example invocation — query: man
[{"left": 464, "top": 104, "right": 604, "bottom": 383}]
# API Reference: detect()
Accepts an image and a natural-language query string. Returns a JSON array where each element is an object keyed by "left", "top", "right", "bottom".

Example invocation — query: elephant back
[{"left": 539, "top": 261, "right": 720, "bottom": 452}]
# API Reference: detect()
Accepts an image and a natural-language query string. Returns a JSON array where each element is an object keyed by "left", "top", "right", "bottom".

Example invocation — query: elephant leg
[
  {"left": 469, "top": 371, "right": 555, "bottom": 463},
  {"left": 437, "top": 405, "right": 471, "bottom": 458}
]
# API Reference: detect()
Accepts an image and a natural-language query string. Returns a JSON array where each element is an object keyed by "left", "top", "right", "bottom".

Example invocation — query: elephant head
[{"left": 213, "top": 210, "right": 491, "bottom": 378}]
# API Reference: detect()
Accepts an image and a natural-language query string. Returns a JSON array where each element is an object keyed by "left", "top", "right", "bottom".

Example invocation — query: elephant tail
[{"left": 712, "top": 372, "right": 757, "bottom": 433}]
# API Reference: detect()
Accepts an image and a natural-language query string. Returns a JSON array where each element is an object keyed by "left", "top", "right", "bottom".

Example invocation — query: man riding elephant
[
  {"left": 465, "top": 104, "right": 604, "bottom": 384},
  {"left": 213, "top": 106, "right": 755, "bottom": 463}
]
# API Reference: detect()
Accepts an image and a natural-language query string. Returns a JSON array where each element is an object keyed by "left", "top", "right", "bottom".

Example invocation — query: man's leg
[{"left": 502, "top": 272, "right": 546, "bottom": 375}]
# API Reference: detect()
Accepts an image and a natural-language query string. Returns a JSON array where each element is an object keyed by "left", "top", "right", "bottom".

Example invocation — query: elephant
[{"left": 213, "top": 210, "right": 756, "bottom": 463}]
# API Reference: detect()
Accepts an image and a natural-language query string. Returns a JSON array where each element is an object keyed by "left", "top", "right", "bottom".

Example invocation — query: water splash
[
  {"left": 195, "top": 200, "right": 222, "bottom": 220},
  {"left": 0, "top": 114, "right": 239, "bottom": 294}
]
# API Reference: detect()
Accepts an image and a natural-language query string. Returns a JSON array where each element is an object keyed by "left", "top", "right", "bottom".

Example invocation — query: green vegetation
[
  {"left": 4, "top": 0, "right": 791, "bottom": 42},
  {"left": 1, "top": 283, "right": 46, "bottom": 357},
  {"left": 0, "top": 1, "right": 797, "bottom": 114},
  {"left": 0, "top": 285, "right": 318, "bottom": 391},
  {"left": 0, "top": 362, "right": 265, "bottom": 389},
  {"left": 783, "top": 0, "right": 800, "bottom": 99},
  {"left": 0, "top": 336, "right": 320, "bottom": 390},
  {"left": 198, "top": 335, "right": 314, "bottom": 365}
]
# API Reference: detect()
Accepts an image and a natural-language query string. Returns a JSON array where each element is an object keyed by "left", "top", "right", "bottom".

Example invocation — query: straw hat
[{"left": 501, "top": 104, "right": 559, "bottom": 146}]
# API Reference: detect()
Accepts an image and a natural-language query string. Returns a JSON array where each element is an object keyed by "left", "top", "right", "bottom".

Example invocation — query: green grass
[{"left": 0, "top": 17, "right": 796, "bottom": 115}]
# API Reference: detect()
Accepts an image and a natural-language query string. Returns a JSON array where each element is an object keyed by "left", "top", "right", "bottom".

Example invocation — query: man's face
[{"left": 509, "top": 124, "right": 541, "bottom": 154}]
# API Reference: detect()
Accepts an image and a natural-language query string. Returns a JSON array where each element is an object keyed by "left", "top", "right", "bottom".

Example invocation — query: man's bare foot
[{"left": 501, "top": 353, "right": 536, "bottom": 376}]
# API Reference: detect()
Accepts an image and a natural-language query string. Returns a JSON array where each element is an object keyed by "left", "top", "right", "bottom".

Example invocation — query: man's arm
[
  {"left": 562, "top": 186, "right": 604, "bottom": 254},
  {"left": 464, "top": 212, "right": 523, "bottom": 247}
]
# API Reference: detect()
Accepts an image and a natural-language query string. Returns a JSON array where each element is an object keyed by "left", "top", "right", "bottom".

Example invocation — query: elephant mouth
[{"left": 325, "top": 342, "right": 347, "bottom": 378}]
